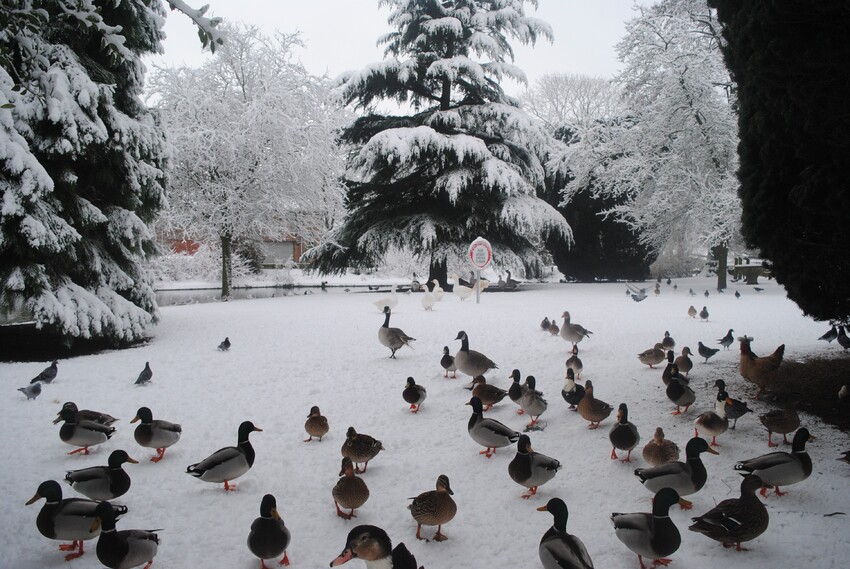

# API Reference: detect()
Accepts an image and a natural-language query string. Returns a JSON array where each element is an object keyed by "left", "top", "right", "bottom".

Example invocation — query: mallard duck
[
  {"left": 330, "top": 525, "right": 419, "bottom": 568},
  {"left": 674, "top": 347, "right": 694, "bottom": 377},
  {"left": 838, "top": 450, "right": 850, "bottom": 466},
  {"left": 759, "top": 397, "right": 800, "bottom": 447},
  {"left": 26, "top": 480, "right": 127, "bottom": 561},
  {"left": 64, "top": 449, "right": 136, "bottom": 501},
  {"left": 508, "top": 368, "right": 526, "bottom": 414},
  {"left": 537, "top": 497, "right": 595, "bottom": 569},
  {"left": 402, "top": 376, "right": 427, "bottom": 413},
  {"left": 30, "top": 359, "right": 58, "bottom": 383},
  {"left": 666, "top": 365, "right": 695, "bottom": 415},
  {"left": 379, "top": 307, "right": 416, "bottom": 359},
  {"left": 638, "top": 344, "right": 666, "bottom": 368},
  {"left": 712, "top": 380, "right": 752, "bottom": 429},
  {"left": 718, "top": 329, "right": 734, "bottom": 349},
  {"left": 688, "top": 474, "right": 770, "bottom": 551},
  {"left": 660, "top": 350, "right": 675, "bottom": 386},
  {"left": 92, "top": 501, "right": 158, "bottom": 569},
  {"left": 634, "top": 437, "right": 718, "bottom": 504},
  {"left": 612, "top": 487, "right": 686, "bottom": 569},
  {"left": 218, "top": 336, "right": 231, "bottom": 351},
  {"left": 440, "top": 346, "right": 457, "bottom": 378},
  {"left": 466, "top": 396, "right": 519, "bottom": 457},
  {"left": 566, "top": 344, "right": 584, "bottom": 378},
  {"left": 609, "top": 403, "right": 640, "bottom": 462},
  {"left": 697, "top": 341, "right": 720, "bottom": 363},
  {"left": 55, "top": 406, "right": 115, "bottom": 455},
  {"left": 661, "top": 331, "right": 675, "bottom": 351},
  {"left": 186, "top": 420, "right": 262, "bottom": 491},
  {"left": 687, "top": 305, "right": 698, "bottom": 319},
  {"left": 699, "top": 306, "right": 709, "bottom": 321},
  {"left": 560, "top": 311, "right": 593, "bottom": 346},
  {"left": 548, "top": 318, "right": 560, "bottom": 336},
  {"left": 577, "top": 380, "right": 613, "bottom": 429},
  {"left": 333, "top": 457, "right": 370, "bottom": 520},
  {"left": 521, "top": 375, "right": 548, "bottom": 429},
  {"left": 248, "top": 494, "right": 291, "bottom": 568},
  {"left": 454, "top": 331, "right": 497, "bottom": 376},
  {"left": 54, "top": 402, "right": 118, "bottom": 426},
  {"left": 541, "top": 316, "right": 551, "bottom": 331},
  {"left": 734, "top": 427, "right": 814, "bottom": 497},
  {"left": 430, "top": 279, "right": 444, "bottom": 301},
  {"left": 694, "top": 390, "right": 731, "bottom": 446},
  {"left": 304, "top": 405, "right": 329, "bottom": 442},
  {"left": 469, "top": 375, "right": 508, "bottom": 410},
  {"left": 642, "top": 427, "right": 680, "bottom": 467},
  {"left": 509, "top": 434, "right": 561, "bottom": 499},
  {"left": 561, "top": 368, "right": 585, "bottom": 410},
  {"left": 373, "top": 283, "right": 398, "bottom": 311},
  {"left": 131, "top": 406, "right": 182, "bottom": 462},
  {"left": 408, "top": 474, "right": 457, "bottom": 542},
  {"left": 341, "top": 427, "right": 384, "bottom": 473},
  {"left": 134, "top": 361, "right": 152, "bottom": 385}
]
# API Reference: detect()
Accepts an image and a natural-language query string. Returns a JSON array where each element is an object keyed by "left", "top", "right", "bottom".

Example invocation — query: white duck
[
  {"left": 420, "top": 284, "right": 436, "bottom": 311},
  {"left": 430, "top": 279, "right": 444, "bottom": 301},
  {"left": 372, "top": 284, "right": 398, "bottom": 312},
  {"left": 449, "top": 274, "right": 474, "bottom": 301}
]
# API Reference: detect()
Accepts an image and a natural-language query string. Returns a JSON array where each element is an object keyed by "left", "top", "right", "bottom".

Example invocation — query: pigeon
[
  {"left": 18, "top": 382, "right": 42, "bottom": 400},
  {"left": 135, "top": 362, "right": 153, "bottom": 386},
  {"left": 818, "top": 326, "right": 838, "bottom": 343},
  {"left": 688, "top": 288, "right": 696, "bottom": 296},
  {"left": 753, "top": 287, "right": 764, "bottom": 292},
  {"left": 699, "top": 306, "right": 709, "bottom": 321},
  {"left": 704, "top": 290, "right": 710, "bottom": 298},
  {"left": 734, "top": 290, "right": 741, "bottom": 299},
  {"left": 218, "top": 337, "right": 231, "bottom": 351},
  {"left": 626, "top": 284, "right": 648, "bottom": 302},
  {"left": 717, "top": 329, "right": 734, "bottom": 350},
  {"left": 30, "top": 360, "right": 58, "bottom": 384},
  {"left": 697, "top": 342, "right": 720, "bottom": 363}
]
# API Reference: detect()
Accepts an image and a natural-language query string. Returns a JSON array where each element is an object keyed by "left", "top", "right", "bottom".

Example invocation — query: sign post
[{"left": 467, "top": 236, "right": 493, "bottom": 304}]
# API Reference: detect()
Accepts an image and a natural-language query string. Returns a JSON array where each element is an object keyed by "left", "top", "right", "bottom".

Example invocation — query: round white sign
[{"left": 468, "top": 237, "right": 493, "bottom": 270}]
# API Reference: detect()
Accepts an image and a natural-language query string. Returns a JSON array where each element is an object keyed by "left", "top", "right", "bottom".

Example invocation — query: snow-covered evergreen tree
[
  {"left": 551, "top": 0, "right": 741, "bottom": 288},
  {"left": 305, "top": 0, "right": 572, "bottom": 283},
  {"left": 151, "top": 24, "right": 347, "bottom": 298}
]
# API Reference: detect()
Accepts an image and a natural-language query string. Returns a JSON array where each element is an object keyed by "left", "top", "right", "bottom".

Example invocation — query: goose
[
  {"left": 505, "top": 270, "right": 519, "bottom": 289},
  {"left": 634, "top": 437, "right": 718, "bottom": 504},
  {"left": 661, "top": 331, "right": 675, "bottom": 351},
  {"left": 734, "top": 427, "right": 814, "bottom": 497},
  {"left": 439, "top": 346, "right": 457, "bottom": 378},
  {"left": 697, "top": 341, "right": 720, "bottom": 363},
  {"left": 566, "top": 344, "right": 583, "bottom": 378},
  {"left": 54, "top": 402, "right": 118, "bottom": 427},
  {"left": 508, "top": 434, "right": 561, "bottom": 499},
  {"left": 372, "top": 284, "right": 398, "bottom": 311},
  {"left": 712, "top": 380, "right": 752, "bottom": 429},
  {"left": 134, "top": 362, "right": 152, "bottom": 386},
  {"left": 64, "top": 449, "right": 137, "bottom": 501},
  {"left": 30, "top": 359, "right": 58, "bottom": 384},
  {"left": 660, "top": 350, "right": 676, "bottom": 386},
  {"left": 609, "top": 403, "right": 640, "bottom": 462},
  {"left": 560, "top": 311, "right": 593, "bottom": 346},
  {"left": 91, "top": 501, "right": 159, "bottom": 569},
  {"left": 186, "top": 420, "right": 262, "bottom": 491},
  {"left": 430, "top": 279, "right": 444, "bottom": 301},
  {"left": 341, "top": 427, "right": 384, "bottom": 473},
  {"left": 55, "top": 406, "right": 115, "bottom": 455},
  {"left": 537, "top": 497, "right": 595, "bottom": 569},
  {"left": 718, "top": 329, "right": 735, "bottom": 349},
  {"left": 330, "top": 525, "right": 420, "bottom": 568},
  {"left": 758, "top": 397, "right": 800, "bottom": 447},
  {"left": 508, "top": 368, "right": 526, "bottom": 414},
  {"left": 688, "top": 474, "right": 770, "bottom": 551},
  {"left": 665, "top": 365, "right": 695, "bottom": 415},
  {"left": 419, "top": 284, "right": 436, "bottom": 311},
  {"left": 304, "top": 405, "right": 329, "bottom": 442},
  {"left": 466, "top": 396, "right": 519, "bottom": 457},
  {"left": 468, "top": 375, "right": 508, "bottom": 410},
  {"left": 694, "top": 390, "right": 731, "bottom": 446},
  {"left": 638, "top": 343, "right": 666, "bottom": 368},
  {"left": 26, "top": 480, "right": 127, "bottom": 561},
  {"left": 577, "top": 380, "right": 613, "bottom": 429},
  {"left": 402, "top": 377, "right": 427, "bottom": 413},
  {"left": 333, "top": 457, "right": 370, "bottom": 520},
  {"left": 131, "top": 406, "right": 182, "bottom": 462},
  {"left": 248, "top": 494, "right": 291, "bottom": 568},
  {"left": 520, "top": 375, "right": 548, "bottom": 429},
  {"left": 642, "top": 427, "right": 680, "bottom": 467},
  {"left": 611, "top": 488, "right": 686, "bottom": 569},
  {"left": 408, "top": 474, "right": 457, "bottom": 542},
  {"left": 449, "top": 274, "right": 474, "bottom": 301},
  {"left": 454, "top": 330, "right": 497, "bottom": 377},
  {"left": 378, "top": 306, "right": 416, "bottom": 359},
  {"left": 674, "top": 347, "right": 693, "bottom": 377},
  {"left": 561, "top": 368, "right": 585, "bottom": 411}
]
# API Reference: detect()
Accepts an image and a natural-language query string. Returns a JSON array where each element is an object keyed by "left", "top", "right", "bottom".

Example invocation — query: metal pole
[{"left": 475, "top": 269, "right": 481, "bottom": 304}]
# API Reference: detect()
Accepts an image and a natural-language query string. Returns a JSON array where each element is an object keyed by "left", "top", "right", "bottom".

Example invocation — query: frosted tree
[
  {"left": 151, "top": 25, "right": 347, "bottom": 298},
  {"left": 521, "top": 73, "right": 622, "bottom": 130},
  {"left": 552, "top": 0, "right": 741, "bottom": 287},
  {"left": 0, "top": 1, "right": 220, "bottom": 343},
  {"left": 305, "top": 0, "right": 572, "bottom": 284}
]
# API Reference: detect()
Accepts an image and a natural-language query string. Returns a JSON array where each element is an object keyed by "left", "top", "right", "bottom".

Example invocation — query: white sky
[{"left": 149, "top": 0, "right": 640, "bottom": 96}]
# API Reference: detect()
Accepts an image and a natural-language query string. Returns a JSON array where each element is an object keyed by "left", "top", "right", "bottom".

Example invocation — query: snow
[{"left": 3, "top": 276, "right": 850, "bottom": 569}]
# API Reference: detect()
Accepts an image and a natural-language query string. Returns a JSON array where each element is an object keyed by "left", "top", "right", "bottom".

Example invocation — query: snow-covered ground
[{"left": 3, "top": 276, "right": 849, "bottom": 569}]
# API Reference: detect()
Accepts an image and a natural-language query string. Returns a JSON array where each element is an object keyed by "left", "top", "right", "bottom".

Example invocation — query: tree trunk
[
  {"left": 712, "top": 242, "right": 728, "bottom": 291},
  {"left": 428, "top": 255, "right": 448, "bottom": 290},
  {"left": 221, "top": 233, "right": 232, "bottom": 300}
]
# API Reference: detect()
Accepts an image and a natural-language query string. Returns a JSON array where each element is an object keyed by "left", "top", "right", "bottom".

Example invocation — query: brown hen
[{"left": 738, "top": 337, "right": 784, "bottom": 399}]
